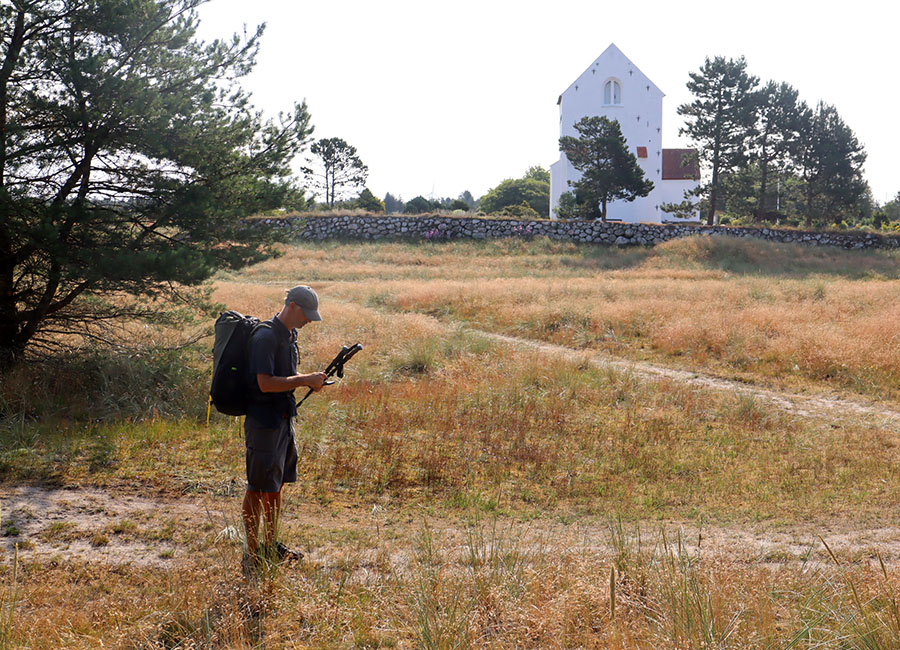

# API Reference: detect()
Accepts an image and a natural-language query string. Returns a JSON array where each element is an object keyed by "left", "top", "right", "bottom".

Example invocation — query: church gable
[{"left": 559, "top": 43, "right": 663, "bottom": 108}]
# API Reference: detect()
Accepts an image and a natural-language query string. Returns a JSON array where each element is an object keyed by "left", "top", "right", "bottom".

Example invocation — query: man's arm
[{"left": 257, "top": 372, "right": 327, "bottom": 393}]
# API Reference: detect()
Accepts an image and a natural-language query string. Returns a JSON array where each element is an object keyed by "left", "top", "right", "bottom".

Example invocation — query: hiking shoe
[{"left": 265, "top": 541, "right": 303, "bottom": 564}]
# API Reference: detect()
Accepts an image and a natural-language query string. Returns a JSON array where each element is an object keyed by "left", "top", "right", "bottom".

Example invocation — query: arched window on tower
[{"left": 604, "top": 79, "right": 621, "bottom": 105}]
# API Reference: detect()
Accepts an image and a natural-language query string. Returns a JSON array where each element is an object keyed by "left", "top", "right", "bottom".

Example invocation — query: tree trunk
[
  {"left": 329, "top": 168, "right": 336, "bottom": 207},
  {"left": 805, "top": 184, "right": 814, "bottom": 228},
  {"left": 708, "top": 148, "right": 721, "bottom": 225},
  {"left": 756, "top": 134, "right": 769, "bottom": 222},
  {"left": 0, "top": 4, "right": 21, "bottom": 367},
  {"left": 0, "top": 269, "right": 23, "bottom": 368},
  {"left": 707, "top": 188, "right": 718, "bottom": 226},
  {"left": 0, "top": 335, "right": 24, "bottom": 369},
  {"left": 756, "top": 164, "right": 768, "bottom": 222},
  {"left": 0, "top": 11, "right": 27, "bottom": 188},
  {"left": 707, "top": 154, "right": 720, "bottom": 226},
  {"left": 601, "top": 198, "right": 607, "bottom": 222}
]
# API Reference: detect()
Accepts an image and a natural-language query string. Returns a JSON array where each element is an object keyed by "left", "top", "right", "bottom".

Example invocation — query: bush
[
  {"left": 404, "top": 196, "right": 436, "bottom": 214},
  {"left": 554, "top": 189, "right": 603, "bottom": 220},
  {"left": 555, "top": 191, "right": 578, "bottom": 218},
  {"left": 355, "top": 188, "right": 385, "bottom": 213},
  {"left": 480, "top": 172, "right": 550, "bottom": 218},
  {"left": 500, "top": 202, "right": 540, "bottom": 219}
]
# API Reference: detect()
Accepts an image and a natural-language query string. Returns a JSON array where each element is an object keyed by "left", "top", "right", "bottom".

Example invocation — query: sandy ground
[
  {"left": 0, "top": 478, "right": 900, "bottom": 567},
  {"left": 3, "top": 482, "right": 900, "bottom": 571},
  {"left": 0, "top": 486, "right": 210, "bottom": 567}
]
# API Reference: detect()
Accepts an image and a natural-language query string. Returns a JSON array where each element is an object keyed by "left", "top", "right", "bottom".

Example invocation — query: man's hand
[{"left": 304, "top": 371, "right": 328, "bottom": 391}]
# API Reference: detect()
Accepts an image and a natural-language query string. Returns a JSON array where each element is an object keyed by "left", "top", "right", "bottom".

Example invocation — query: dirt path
[{"left": 475, "top": 329, "right": 900, "bottom": 431}]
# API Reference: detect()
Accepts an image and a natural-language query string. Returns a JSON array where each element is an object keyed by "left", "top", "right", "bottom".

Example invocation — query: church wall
[{"left": 658, "top": 179, "right": 699, "bottom": 221}]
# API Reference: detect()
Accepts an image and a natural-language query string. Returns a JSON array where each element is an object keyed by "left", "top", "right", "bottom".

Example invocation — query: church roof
[{"left": 662, "top": 149, "right": 701, "bottom": 180}]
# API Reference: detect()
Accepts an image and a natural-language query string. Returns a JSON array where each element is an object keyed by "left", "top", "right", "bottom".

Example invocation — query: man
[{"left": 242, "top": 285, "right": 327, "bottom": 573}]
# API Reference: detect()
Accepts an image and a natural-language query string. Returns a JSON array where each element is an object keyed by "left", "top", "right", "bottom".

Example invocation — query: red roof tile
[{"left": 662, "top": 149, "right": 700, "bottom": 180}]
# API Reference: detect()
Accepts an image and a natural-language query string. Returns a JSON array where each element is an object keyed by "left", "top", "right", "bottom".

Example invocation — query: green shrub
[{"left": 500, "top": 202, "right": 540, "bottom": 219}]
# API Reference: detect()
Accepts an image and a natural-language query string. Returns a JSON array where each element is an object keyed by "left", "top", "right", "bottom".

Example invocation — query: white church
[{"left": 549, "top": 44, "right": 700, "bottom": 222}]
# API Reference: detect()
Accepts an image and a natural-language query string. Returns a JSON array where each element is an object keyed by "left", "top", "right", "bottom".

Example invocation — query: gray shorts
[{"left": 244, "top": 415, "right": 298, "bottom": 493}]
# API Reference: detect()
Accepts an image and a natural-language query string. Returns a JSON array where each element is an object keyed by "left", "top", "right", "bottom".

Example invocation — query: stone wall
[{"left": 248, "top": 215, "right": 900, "bottom": 250}]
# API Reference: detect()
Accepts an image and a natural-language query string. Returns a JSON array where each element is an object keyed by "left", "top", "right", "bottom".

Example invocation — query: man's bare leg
[
  {"left": 261, "top": 489, "right": 282, "bottom": 548},
  {"left": 242, "top": 490, "right": 264, "bottom": 553},
  {"left": 242, "top": 488, "right": 282, "bottom": 553}
]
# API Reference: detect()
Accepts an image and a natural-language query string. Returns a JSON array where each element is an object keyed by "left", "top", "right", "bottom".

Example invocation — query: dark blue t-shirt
[{"left": 246, "top": 316, "right": 298, "bottom": 428}]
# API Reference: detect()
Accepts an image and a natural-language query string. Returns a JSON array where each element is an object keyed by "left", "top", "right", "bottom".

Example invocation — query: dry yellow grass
[
  {"left": 264, "top": 236, "right": 900, "bottom": 400},
  {"left": 8, "top": 309, "right": 900, "bottom": 522},
  {"left": 8, "top": 514, "right": 900, "bottom": 649},
  {"left": 356, "top": 273, "right": 900, "bottom": 396},
  {"left": 6, "top": 234, "right": 900, "bottom": 648}
]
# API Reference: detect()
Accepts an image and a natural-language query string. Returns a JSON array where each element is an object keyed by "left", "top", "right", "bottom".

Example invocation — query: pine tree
[
  {"left": 458, "top": 190, "right": 476, "bottom": 209},
  {"left": 0, "top": 0, "right": 313, "bottom": 364},
  {"left": 403, "top": 196, "right": 435, "bottom": 214},
  {"left": 310, "top": 138, "right": 367, "bottom": 207},
  {"left": 383, "top": 192, "right": 404, "bottom": 214},
  {"left": 355, "top": 188, "right": 384, "bottom": 213},
  {"left": 558, "top": 116, "right": 653, "bottom": 222},
  {"left": 678, "top": 56, "right": 759, "bottom": 225},
  {"left": 753, "top": 81, "right": 806, "bottom": 221},
  {"left": 796, "top": 102, "right": 867, "bottom": 227}
]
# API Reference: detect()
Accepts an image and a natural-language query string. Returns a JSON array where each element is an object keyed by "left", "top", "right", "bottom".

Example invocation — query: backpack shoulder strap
[{"left": 251, "top": 320, "right": 273, "bottom": 334}]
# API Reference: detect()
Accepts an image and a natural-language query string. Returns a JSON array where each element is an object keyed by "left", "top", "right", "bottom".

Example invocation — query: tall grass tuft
[
  {"left": 409, "top": 524, "right": 473, "bottom": 649},
  {"left": 0, "top": 544, "right": 18, "bottom": 650},
  {"left": 465, "top": 513, "right": 539, "bottom": 601},
  {"left": 388, "top": 328, "right": 494, "bottom": 378},
  {"left": 811, "top": 539, "right": 900, "bottom": 649},
  {"left": 650, "top": 530, "right": 744, "bottom": 649}
]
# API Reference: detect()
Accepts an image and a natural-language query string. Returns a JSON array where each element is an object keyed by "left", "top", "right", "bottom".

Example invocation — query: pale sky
[{"left": 196, "top": 0, "right": 898, "bottom": 205}]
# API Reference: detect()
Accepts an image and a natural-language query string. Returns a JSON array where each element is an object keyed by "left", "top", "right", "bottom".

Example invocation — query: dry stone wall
[{"left": 249, "top": 215, "right": 900, "bottom": 250}]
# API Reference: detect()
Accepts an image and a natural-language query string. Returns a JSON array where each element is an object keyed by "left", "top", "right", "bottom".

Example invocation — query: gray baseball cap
[{"left": 286, "top": 285, "right": 321, "bottom": 321}]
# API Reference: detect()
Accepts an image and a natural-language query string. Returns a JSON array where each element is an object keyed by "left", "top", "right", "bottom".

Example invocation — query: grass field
[{"left": 3, "top": 235, "right": 900, "bottom": 648}]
